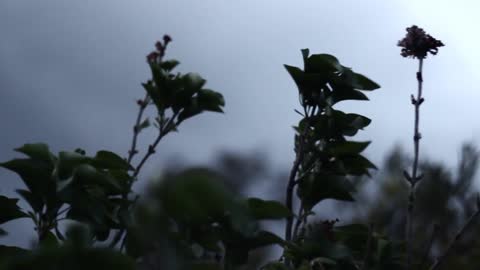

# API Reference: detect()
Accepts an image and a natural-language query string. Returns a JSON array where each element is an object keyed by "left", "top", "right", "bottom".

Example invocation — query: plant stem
[
  {"left": 133, "top": 112, "right": 178, "bottom": 178},
  {"left": 127, "top": 94, "right": 149, "bottom": 166},
  {"left": 430, "top": 208, "right": 480, "bottom": 270},
  {"left": 285, "top": 153, "right": 302, "bottom": 242},
  {"left": 407, "top": 58, "right": 423, "bottom": 270}
]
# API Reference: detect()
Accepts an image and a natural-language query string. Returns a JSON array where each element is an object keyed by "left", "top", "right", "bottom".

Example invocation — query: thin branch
[
  {"left": 430, "top": 208, "right": 480, "bottom": 270},
  {"left": 406, "top": 58, "right": 424, "bottom": 269},
  {"left": 127, "top": 94, "right": 149, "bottom": 165},
  {"left": 133, "top": 112, "right": 178, "bottom": 178}
]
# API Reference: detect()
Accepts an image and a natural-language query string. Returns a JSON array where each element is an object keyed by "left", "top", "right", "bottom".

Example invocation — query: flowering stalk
[{"left": 398, "top": 25, "right": 444, "bottom": 269}]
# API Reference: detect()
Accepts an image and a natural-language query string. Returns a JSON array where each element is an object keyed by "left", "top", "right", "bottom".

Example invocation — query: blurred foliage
[{"left": 1, "top": 33, "right": 474, "bottom": 270}]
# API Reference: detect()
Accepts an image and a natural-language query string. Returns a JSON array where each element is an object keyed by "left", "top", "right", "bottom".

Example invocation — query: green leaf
[
  {"left": 329, "top": 141, "right": 371, "bottom": 156},
  {"left": 56, "top": 151, "right": 91, "bottom": 180},
  {"left": 301, "top": 49, "right": 310, "bottom": 65},
  {"left": 16, "top": 189, "right": 44, "bottom": 213},
  {"left": 0, "top": 196, "right": 27, "bottom": 224},
  {"left": 73, "top": 164, "right": 123, "bottom": 194},
  {"left": 183, "top": 73, "right": 206, "bottom": 91},
  {"left": 306, "top": 54, "right": 343, "bottom": 73},
  {"left": 298, "top": 173, "right": 355, "bottom": 210},
  {"left": 351, "top": 72, "right": 380, "bottom": 90},
  {"left": 284, "top": 65, "right": 305, "bottom": 88},
  {"left": 247, "top": 198, "right": 292, "bottom": 220},
  {"left": 142, "top": 81, "right": 163, "bottom": 110},
  {"left": 340, "top": 155, "right": 377, "bottom": 176},
  {"left": 330, "top": 89, "right": 369, "bottom": 104},
  {"left": 0, "top": 158, "right": 53, "bottom": 197},
  {"left": 14, "top": 143, "right": 55, "bottom": 164},
  {"left": 159, "top": 168, "right": 234, "bottom": 225},
  {"left": 160, "top": 59, "right": 180, "bottom": 71},
  {"left": 92, "top": 151, "right": 132, "bottom": 171},
  {"left": 198, "top": 89, "right": 225, "bottom": 113}
]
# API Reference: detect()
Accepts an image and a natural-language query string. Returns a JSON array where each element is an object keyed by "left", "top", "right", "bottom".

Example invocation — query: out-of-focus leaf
[{"left": 247, "top": 198, "right": 292, "bottom": 220}]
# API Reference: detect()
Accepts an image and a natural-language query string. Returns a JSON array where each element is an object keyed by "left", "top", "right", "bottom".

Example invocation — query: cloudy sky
[{"left": 2, "top": 0, "right": 480, "bottom": 246}]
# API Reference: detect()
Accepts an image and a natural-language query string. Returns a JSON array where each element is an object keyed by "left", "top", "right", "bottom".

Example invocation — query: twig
[
  {"left": 127, "top": 94, "right": 149, "bottom": 165},
  {"left": 133, "top": 112, "right": 178, "bottom": 178},
  {"left": 430, "top": 208, "right": 480, "bottom": 270},
  {"left": 406, "top": 58, "right": 424, "bottom": 269}
]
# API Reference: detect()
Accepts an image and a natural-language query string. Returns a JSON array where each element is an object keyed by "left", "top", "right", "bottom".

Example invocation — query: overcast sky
[{"left": 2, "top": 0, "right": 480, "bottom": 247}]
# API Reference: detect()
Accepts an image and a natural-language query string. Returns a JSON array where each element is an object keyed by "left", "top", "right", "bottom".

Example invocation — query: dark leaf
[
  {"left": 329, "top": 141, "right": 371, "bottom": 156},
  {"left": 298, "top": 173, "right": 355, "bottom": 210},
  {"left": 247, "top": 198, "right": 292, "bottom": 220},
  {"left": 0, "top": 196, "right": 27, "bottom": 224},
  {"left": 198, "top": 89, "right": 225, "bottom": 113},
  {"left": 14, "top": 143, "right": 55, "bottom": 164},
  {"left": 92, "top": 151, "right": 132, "bottom": 171},
  {"left": 56, "top": 151, "right": 91, "bottom": 180},
  {"left": 306, "top": 54, "right": 343, "bottom": 73},
  {"left": 16, "top": 189, "right": 44, "bottom": 213},
  {"left": 1, "top": 158, "right": 53, "bottom": 195},
  {"left": 183, "top": 73, "right": 206, "bottom": 91},
  {"left": 160, "top": 59, "right": 180, "bottom": 71},
  {"left": 351, "top": 72, "right": 380, "bottom": 90}
]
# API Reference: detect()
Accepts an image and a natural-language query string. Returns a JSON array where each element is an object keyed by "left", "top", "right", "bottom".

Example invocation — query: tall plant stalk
[{"left": 397, "top": 25, "right": 444, "bottom": 269}]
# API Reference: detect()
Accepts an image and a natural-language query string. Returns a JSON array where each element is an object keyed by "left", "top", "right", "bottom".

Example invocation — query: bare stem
[
  {"left": 430, "top": 208, "right": 480, "bottom": 270},
  {"left": 406, "top": 58, "right": 424, "bottom": 269}
]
